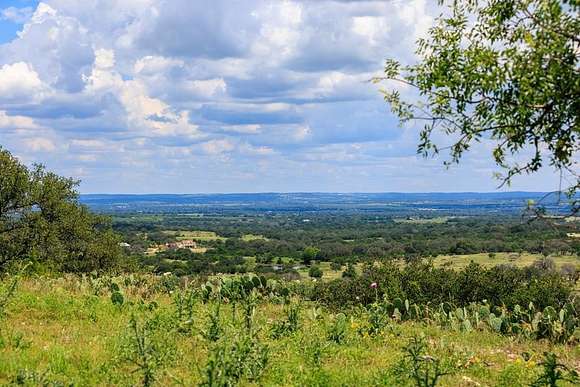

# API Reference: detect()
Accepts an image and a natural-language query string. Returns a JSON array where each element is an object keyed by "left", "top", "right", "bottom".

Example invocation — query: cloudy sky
[{"left": 0, "top": 0, "right": 562, "bottom": 193}]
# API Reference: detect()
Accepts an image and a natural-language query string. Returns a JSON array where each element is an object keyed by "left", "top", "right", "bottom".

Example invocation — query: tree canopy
[
  {"left": 378, "top": 0, "right": 579, "bottom": 213},
  {"left": 0, "top": 147, "right": 121, "bottom": 273}
]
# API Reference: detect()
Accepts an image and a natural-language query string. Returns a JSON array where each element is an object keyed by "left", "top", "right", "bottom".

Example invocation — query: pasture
[{"left": 162, "top": 230, "right": 227, "bottom": 241}]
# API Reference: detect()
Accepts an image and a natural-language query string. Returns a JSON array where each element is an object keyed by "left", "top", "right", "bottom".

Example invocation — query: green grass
[
  {"left": 0, "top": 275, "right": 579, "bottom": 386},
  {"left": 392, "top": 216, "right": 456, "bottom": 224},
  {"left": 298, "top": 262, "right": 344, "bottom": 280},
  {"left": 162, "top": 230, "right": 227, "bottom": 241},
  {"left": 299, "top": 254, "right": 579, "bottom": 293},
  {"left": 433, "top": 252, "right": 579, "bottom": 270}
]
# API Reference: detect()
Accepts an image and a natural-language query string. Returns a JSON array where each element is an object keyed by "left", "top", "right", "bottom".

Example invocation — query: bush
[
  {"left": 342, "top": 263, "right": 357, "bottom": 279},
  {"left": 313, "top": 262, "right": 574, "bottom": 310},
  {"left": 309, "top": 265, "right": 323, "bottom": 279}
]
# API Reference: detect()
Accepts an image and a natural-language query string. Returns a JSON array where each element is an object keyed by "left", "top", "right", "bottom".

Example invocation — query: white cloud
[
  {"left": 70, "top": 139, "right": 106, "bottom": 149},
  {"left": 1, "top": 6, "right": 34, "bottom": 24},
  {"left": 22, "top": 137, "right": 56, "bottom": 152},
  {"left": 0, "top": 110, "right": 39, "bottom": 129},
  {"left": 0, "top": 62, "right": 49, "bottom": 103},
  {"left": 84, "top": 48, "right": 201, "bottom": 138},
  {"left": 201, "top": 139, "right": 235, "bottom": 155}
]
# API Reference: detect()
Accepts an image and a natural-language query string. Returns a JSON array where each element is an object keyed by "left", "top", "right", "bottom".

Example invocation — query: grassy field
[
  {"left": 162, "top": 230, "right": 227, "bottom": 241},
  {"left": 296, "top": 253, "right": 579, "bottom": 282},
  {"left": 163, "top": 230, "right": 227, "bottom": 241},
  {"left": 145, "top": 246, "right": 208, "bottom": 256},
  {"left": 241, "top": 234, "right": 269, "bottom": 242},
  {"left": 392, "top": 217, "right": 456, "bottom": 224},
  {"left": 433, "top": 253, "right": 579, "bottom": 270},
  {"left": 0, "top": 275, "right": 578, "bottom": 386}
]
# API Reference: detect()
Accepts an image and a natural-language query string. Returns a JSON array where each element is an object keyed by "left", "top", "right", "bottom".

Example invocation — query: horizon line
[{"left": 80, "top": 191, "right": 550, "bottom": 195}]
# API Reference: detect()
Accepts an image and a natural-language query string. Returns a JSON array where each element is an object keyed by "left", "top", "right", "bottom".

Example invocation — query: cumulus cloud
[
  {"left": 0, "top": 0, "right": 552, "bottom": 193},
  {"left": 0, "top": 110, "right": 39, "bottom": 130},
  {"left": 0, "top": 62, "right": 49, "bottom": 103}
]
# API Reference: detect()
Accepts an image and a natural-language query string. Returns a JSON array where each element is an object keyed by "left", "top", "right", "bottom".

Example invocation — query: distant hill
[{"left": 79, "top": 192, "right": 571, "bottom": 216}]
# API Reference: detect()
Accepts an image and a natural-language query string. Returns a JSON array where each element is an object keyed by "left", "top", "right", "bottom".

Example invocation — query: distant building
[
  {"left": 118, "top": 242, "right": 131, "bottom": 248},
  {"left": 166, "top": 239, "right": 197, "bottom": 250}
]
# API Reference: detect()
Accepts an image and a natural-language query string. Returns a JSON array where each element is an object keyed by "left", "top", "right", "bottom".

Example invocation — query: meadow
[{"left": 0, "top": 273, "right": 578, "bottom": 386}]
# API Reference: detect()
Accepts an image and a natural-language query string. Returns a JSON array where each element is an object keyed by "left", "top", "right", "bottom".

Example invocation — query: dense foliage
[
  {"left": 114, "top": 213, "right": 579, "bottom": 272},
  {"left": 313, "top": 262, "right": 576, "bottom": 310},
  {"left": 379, "top": 0, "right": 579, "bottom": 208},
  {"left": 0, "top": 147, "right": 121, "bottom": 273}
]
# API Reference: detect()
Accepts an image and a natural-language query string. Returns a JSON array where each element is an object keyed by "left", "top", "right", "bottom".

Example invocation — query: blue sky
[{"left": 0, "top": 0, "right": 564, "bottom": 193}]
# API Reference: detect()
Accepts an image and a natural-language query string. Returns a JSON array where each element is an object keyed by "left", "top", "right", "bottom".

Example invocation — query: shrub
[
  {"left": 309, "top": 265, "right": 323, "bottom": 279},
  {"left": 330, "top": 262, "right": 342, "bottom": 271},
  {"left": 342, "top": 263, "right": 357, "bottom": 278},
  {"left": 313, "top": 262, "right": 574, "bottom": 310}
]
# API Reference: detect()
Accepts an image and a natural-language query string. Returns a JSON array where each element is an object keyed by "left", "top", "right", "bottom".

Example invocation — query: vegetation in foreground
[{"left": 0, "top": 271, "right": 579, "bottom": 386}]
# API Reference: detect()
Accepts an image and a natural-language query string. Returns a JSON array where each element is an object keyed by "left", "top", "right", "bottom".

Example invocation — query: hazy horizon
[{"left": 80, "top": 190, "right": 549, "bottom": 195}]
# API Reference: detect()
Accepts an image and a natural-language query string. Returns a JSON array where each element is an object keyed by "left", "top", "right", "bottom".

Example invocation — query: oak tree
[{"left": 378, "top": 0, "right": 579, "bottom": 214}]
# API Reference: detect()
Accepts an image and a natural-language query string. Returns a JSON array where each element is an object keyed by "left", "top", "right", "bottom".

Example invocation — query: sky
[{"left": 0, "top": 0, "right": 564, "bottom": 194}]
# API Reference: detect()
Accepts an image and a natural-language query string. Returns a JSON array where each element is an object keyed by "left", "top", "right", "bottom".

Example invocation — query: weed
[
  {"left": 173, "top": 287, "right": 197, "bottom": 334},
  {"left": 399, "top": 335, "right": 449, "bottom": 387},
  {"left": 326, "top": 313, "right": 347, "bottom": 344},
  {"left": 118, "top": 314, "right": 175, "bottom": 386},
  {"left": 531, "top": 352, "right": 579, "bottom": 387},
  {"left": 271, "top": 300, "right": 301, "bottom": 339},
  {"left": 11, "top": 369, "right": 61, "bottom": 386},
  {"left": 202, "top": 303, "right": 223, "bottom": 342},
  {"left": 200, "top": 333, "right": 269, "bottom": 386}
]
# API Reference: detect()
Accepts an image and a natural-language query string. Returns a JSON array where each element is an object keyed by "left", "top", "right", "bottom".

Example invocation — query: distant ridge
[{"left": 79, "top": 192, "right": 569, "bottom": 215}]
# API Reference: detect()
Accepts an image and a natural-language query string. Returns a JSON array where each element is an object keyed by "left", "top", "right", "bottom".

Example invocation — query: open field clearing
[
  {"left": 162, "top": 231, "right": 227, "bottom": 241},
  {"left": 392, "top": 217, "right": 456, "bottom": 224},
  {"left": 0, "top": 275, "right": 578, "bottom": 386},
  {"left": 145, "top": 246, "right": 208, "bottom": 256},
  {"left": 296, "top": 254, "right": 579, "bottom": 282},
  {"left": 434, "top": 253, "right": 579, "bottom": 270},
  {"left": 241, "top": 234, "right": 269, "bottom": 242}
]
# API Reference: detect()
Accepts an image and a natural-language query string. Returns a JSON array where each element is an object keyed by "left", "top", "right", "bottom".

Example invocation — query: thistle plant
[
  {"left": 400, "top": 336, "right": 449, "bottom": 387},
  {"left": 242, "top": 289, "right": 258, "bottom": 333},
  {"left": 326, "top": 313, "right": 348, "bottom": 344},
  {"left": 202, "top": 303, "right": 223, "bottom": 342},
  {"left": 0, "top": 263, "right": 30, "bottom": 322},
  {"left": 200, "top": 333, "right": 269, "bottom": 386},
  {"left": 303, "top": 336, "right": 327, "bottom": 368},
  {"left": 271, "top": 300, "right": 301, "bottom": 339},
  {"left": 173, "top": 287, "right": 197, "bottom": 334},
  {"left": 532, "top": 352, "right": 579, "bottom": 387},
  {"left": 0, "top": 277, "right": 18, "bottom": 320},
  {"left": 118, "top": 314, "right": 175, "bottom": 387}
]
